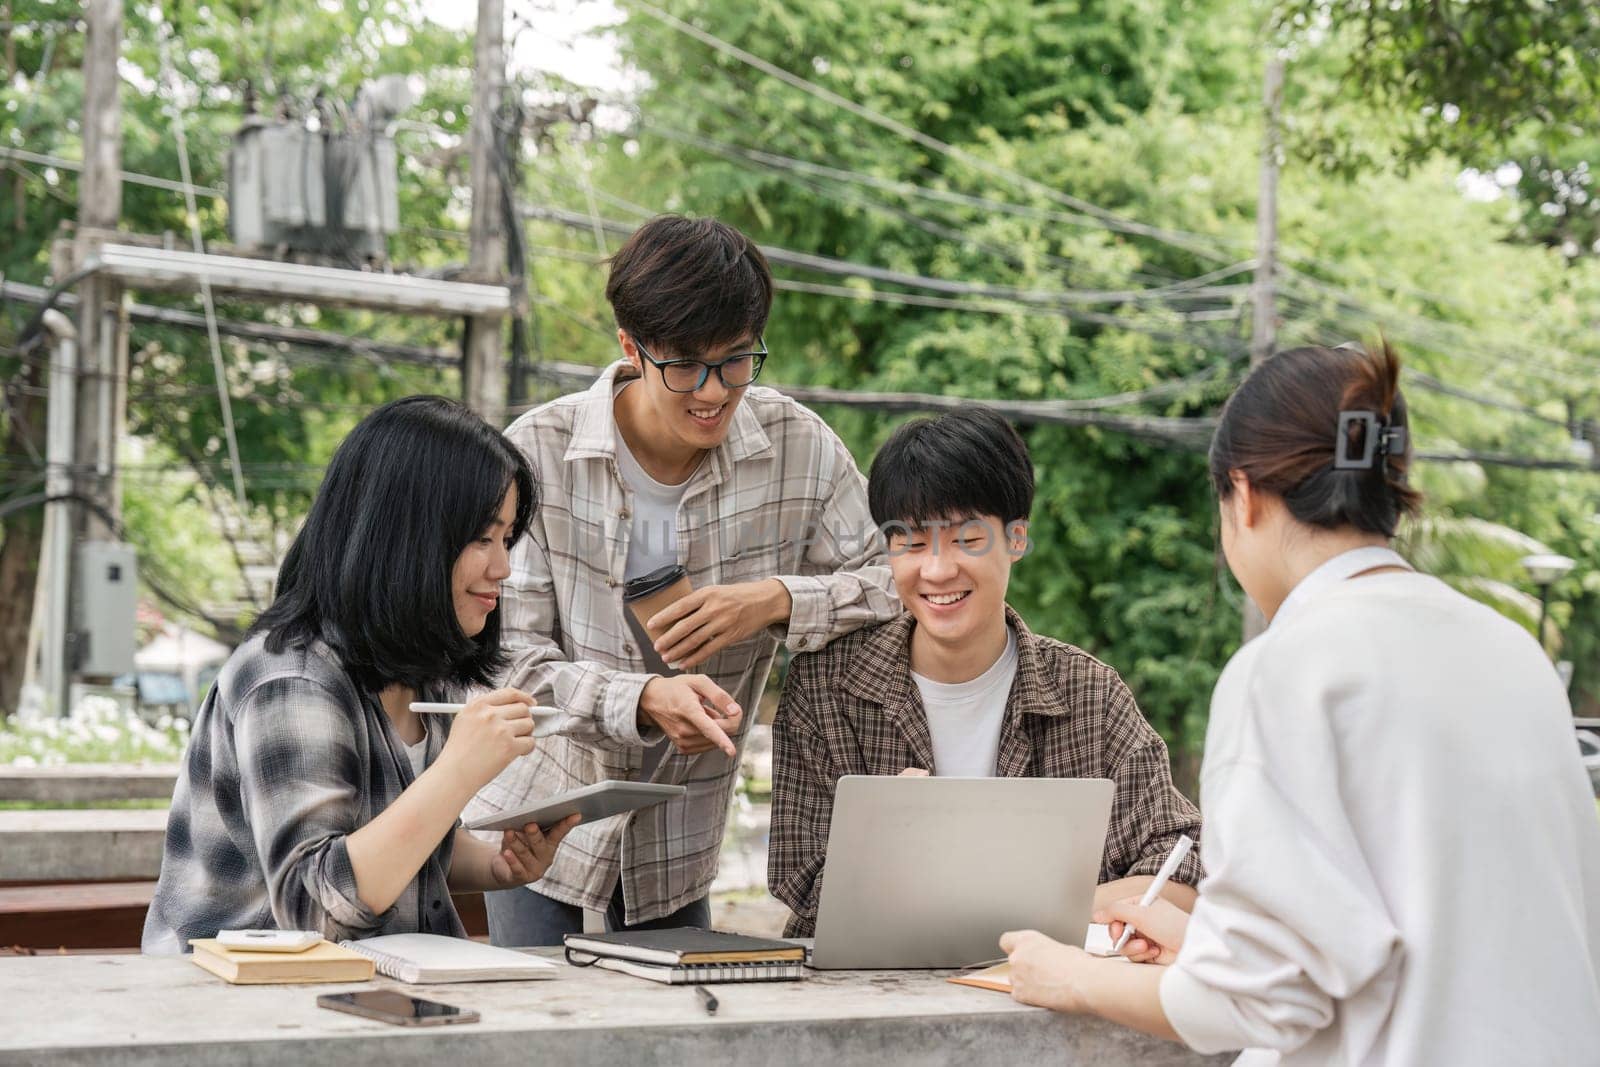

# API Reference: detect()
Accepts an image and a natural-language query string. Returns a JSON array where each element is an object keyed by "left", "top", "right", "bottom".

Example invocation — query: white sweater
[{"left": 1161, "top": 568, "right": 1600, "bottom": 1065}]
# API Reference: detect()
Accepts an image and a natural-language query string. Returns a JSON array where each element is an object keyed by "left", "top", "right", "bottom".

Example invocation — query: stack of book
[
  {"left": 188, "top": 939, "right": 375, "bottom": 985},
  {"left": 563, "top": 928, "right": 807, "bottom": 984}
]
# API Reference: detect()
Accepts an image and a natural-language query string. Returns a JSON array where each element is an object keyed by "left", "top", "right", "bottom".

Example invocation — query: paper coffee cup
[{"left": 623, "top": 564, "right": 693, "bottom": 641}]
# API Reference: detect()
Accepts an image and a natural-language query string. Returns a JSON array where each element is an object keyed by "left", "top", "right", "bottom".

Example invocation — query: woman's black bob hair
[{"left": 252, "top": 395, "right": 537, "bottom": 693}]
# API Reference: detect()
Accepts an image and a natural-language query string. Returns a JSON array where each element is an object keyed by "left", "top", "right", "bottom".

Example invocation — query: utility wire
[
  {"left": 0, "top": 147, "right": 226, "bottom": 199},
  {"left": 617, "top": 0, "right": 1244, "bottom": 262},
  {"left": 158, "top": 23, "right": 246, "bottom": 509},
  {"left": 524, "top": 201, "right": 1247, "bottom": 310}
]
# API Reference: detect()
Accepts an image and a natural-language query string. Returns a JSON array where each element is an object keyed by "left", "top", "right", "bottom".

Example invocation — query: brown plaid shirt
[
  {"left": 769, "top": 605, "right": 1204, "bottom": 937},
  {"left": 465, "top": 361, "right": 900, "bottom": 923}
]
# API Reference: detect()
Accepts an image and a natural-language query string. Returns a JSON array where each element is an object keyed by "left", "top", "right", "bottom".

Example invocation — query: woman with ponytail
[{"left": 999, "top": 342, "right": 1600, "bottom": 1064}]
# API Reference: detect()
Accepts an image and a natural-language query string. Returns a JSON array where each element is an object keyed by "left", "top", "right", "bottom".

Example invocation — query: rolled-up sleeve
[
  {"left": 769, "top": 435, "right": 900, "bottom": 654},
  {"left": 499, "top": 511, "right": 655, "bottom": 749},
  {"left": 1160, "top": 760, "right": 1402, "bottom": 1055},
  {"left": 1099, "top": 680, "right": 1204, "bottom": 886},
  {"left": 232, "top": 676, "right": 394, "bottom": 940}
]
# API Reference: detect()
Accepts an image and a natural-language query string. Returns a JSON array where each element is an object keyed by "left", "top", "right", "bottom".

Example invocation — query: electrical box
[
  {"left": 228, "top": 77, "right": 413, "bottom": 264},
  {"left": 75, "top": 541, "right": 138, "bottom": 677}
]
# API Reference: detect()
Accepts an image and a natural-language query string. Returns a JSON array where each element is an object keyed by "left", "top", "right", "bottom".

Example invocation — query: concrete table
[{"left": 0, "top": 951, "right": 1231, "bottom": 1066}]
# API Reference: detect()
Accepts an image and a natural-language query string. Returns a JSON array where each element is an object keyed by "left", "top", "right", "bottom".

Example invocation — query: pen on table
[
  {"left": 694, "top": 984, "right": 718, "bottom": 1016},
  {"left": 1110, "top": 833, "right": 1195, "bottom": 955}
]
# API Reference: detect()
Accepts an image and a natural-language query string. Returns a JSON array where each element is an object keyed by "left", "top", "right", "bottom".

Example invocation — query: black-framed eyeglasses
[{"left": 634, "top": 336, "right": 768, "bottom": 393}]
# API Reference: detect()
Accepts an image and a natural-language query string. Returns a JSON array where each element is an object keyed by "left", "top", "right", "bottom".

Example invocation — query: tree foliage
[{"left": 2, "top": 0, "right": 1598, "bottom": 738}]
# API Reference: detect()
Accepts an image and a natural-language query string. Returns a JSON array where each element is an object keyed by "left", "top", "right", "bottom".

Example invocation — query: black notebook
[{"left": 563, "top": 928, "right": 806, "bottom": 984}]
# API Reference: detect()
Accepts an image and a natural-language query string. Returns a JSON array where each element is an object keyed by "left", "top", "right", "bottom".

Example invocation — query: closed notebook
[
  {"left": 562, "top": 928, "right": 805, "bottom": 966},
  {"left": 948, "top": 961, "right": 1012, "bottom": 993},
  {"left": 578, "top": 955, "right": 807, "bottom": 985},
  {"left": 339, "top": 933, "right": 558, "bottom": 984},
  {"left": 947, "top": 925, "right": 1123, "bottom": 995},
  {"left": 188, "top": 938, "right": 375, "bottom": 985}
]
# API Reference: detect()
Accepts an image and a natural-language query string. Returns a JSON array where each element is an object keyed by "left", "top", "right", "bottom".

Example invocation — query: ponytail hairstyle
[{"left": 1208, "top": 339, "right": 1422, "bottom": 537}]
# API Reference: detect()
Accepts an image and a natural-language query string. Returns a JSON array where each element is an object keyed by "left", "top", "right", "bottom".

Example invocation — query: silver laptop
[{"left": 808, "top": 775, "right": 1114, "bottom": 969}]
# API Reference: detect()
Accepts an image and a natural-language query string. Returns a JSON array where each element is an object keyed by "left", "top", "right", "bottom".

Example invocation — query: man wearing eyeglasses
[{"left": 468, "top": 214, "right": 900, "bottom": 947}]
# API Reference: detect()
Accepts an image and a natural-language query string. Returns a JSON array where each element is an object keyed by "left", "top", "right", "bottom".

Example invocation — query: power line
[
  {"left": 158, "top": 22, "right": 246, "bottom": 509},
  {"left": 522, "top": 201, "right": 1248, "bottom": 311},
  {"left": 635, "top": 117, "right": 1247, "bottom": 290},
  {"left": 1278, "top": 267, "right": 1600, "bottom": 387},
  {"left": 617, "top": 0, "right": 1245, "bottom": 263},
  {"left": 0, "top": 147, "right": 226, "bottom": 199},
  {"left": 1, "top": 277, "right": 460, "bottom": 367}
]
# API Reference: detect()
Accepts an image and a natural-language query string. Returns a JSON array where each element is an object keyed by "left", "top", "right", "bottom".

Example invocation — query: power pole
[
  {"left": 39, "top": 309, "right": 78, "bottom": 717},
  {"left": 463, "top": 0, "right": 507, "bottom": 422},
  {"left": 1242, "top": 55, "right": 1283, "bottom": 644},
  {"left": 56, "top": 0, "right": 127, "bottom": 699},
  {"left": 74, "top": 0, "right": 125, "bottom": 537}
]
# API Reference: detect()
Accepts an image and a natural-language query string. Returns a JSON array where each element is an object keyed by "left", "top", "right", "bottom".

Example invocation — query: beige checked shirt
[{"left": 465, "top": 361, "right": 900, "bottom": 922}]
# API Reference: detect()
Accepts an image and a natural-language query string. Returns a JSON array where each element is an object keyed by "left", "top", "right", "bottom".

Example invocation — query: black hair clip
[{"left": 1335, "top": 411, "right": 1407, "bottom": 470}]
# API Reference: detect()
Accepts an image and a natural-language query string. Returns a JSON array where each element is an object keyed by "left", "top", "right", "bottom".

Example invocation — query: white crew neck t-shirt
[
  {"left": 613, "top": 388, "right": 698, "bottom": 779},
  {"left": 910, "top": 627, "right": 1019, "bottom": 777},
  {"left": 402, "top": 721, "right": 428, "bottom": 779},
  {"left": 613, "top": 385, "right": 694, "bottom": 584}
]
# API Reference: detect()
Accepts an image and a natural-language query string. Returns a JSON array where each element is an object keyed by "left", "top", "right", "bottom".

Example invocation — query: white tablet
[{"left": 464, "top": 780, "right": 687, "bottom": 833}]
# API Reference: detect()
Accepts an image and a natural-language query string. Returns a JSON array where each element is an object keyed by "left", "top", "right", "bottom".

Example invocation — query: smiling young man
[
  {"left": 466, "top": 215, "right": 900, "bottom": 946},
  {"left": 768, "top": 407, "right": 1203, "bottom": 938}
]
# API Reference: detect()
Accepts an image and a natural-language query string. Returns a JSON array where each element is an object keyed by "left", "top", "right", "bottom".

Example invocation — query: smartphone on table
[{"left": 316, "top": 991, "right": 479, "bottom": 1027}]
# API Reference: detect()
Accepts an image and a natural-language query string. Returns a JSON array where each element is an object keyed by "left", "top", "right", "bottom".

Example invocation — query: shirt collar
[
  {"left": 1271, "top": 544, "right": 1412, "bottom": 631},
  {"left": 563, "top": 359, "right": 773, "bottom": 464},
  {"left": 843, "top": 604, "right": 1064, "bottom": 718}
]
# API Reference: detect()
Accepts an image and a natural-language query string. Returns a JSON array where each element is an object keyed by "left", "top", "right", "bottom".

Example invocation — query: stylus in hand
[
  {"left": 1110, "top": 834, "right": 1195, "bottom": 954},
  {"left": 410, "top": 702, "right": 564, "bottom": 717}
]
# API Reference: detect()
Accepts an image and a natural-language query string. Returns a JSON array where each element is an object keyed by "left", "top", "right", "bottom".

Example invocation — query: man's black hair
[
  {"left": 867, "top": 407, "right": 1034, "bottom": 529},
  {"left": 605, "top": 215, "right": 773, "bottom": 357},
  {"left": 251, "top": 395, "right": 537, "bottom": 693}
]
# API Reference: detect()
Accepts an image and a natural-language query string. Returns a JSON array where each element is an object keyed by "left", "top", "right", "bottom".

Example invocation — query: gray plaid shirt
[
  {"left": 143, "top": 635, "right": 462, "bottom": 954},
  {"left": 466, "top": 361, "right": 900, "bottom": 923},
  {"left": 769, "top": 606, "right": 1204, "bottom": 937}
]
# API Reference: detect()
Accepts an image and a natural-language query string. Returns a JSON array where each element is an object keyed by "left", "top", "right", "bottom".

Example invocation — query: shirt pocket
[{"left": 716, "top": 539, "right": 794, "bottom": 586}]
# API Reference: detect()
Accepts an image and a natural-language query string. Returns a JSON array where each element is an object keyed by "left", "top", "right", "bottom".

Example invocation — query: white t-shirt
[
  {"left": 613, "top": 391, "right": 693, "bottom": 585},
  {"left": 613, "top": 394, "right": 696, "bottom": 780},
  {"left": 402, "top": 722, "right": 428, "bottom": 779},
  {"left": 910, "top": 627, "right": 1018, "bottom": 777},
  {"left": 1160, "top": 560, "right": 1600, "bottom": 1065}
]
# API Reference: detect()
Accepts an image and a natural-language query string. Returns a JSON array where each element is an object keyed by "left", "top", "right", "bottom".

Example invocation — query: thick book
[
  {"left": 576, "top": 954, "right": 807, "bottom": 985},
  {"left": 562, "top": 928, "right": 805, "bottom": 966},
  {"left": 187, "top": 938, "right": 375, "bottom": 985},
  {"left": 339, "top": 933, "right": 559, "bottom": 984}
]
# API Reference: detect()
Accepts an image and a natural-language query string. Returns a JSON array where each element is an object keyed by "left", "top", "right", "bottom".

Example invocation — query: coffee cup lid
[{"left": 623, "top": 564, "right": 688, "bottom": 601}]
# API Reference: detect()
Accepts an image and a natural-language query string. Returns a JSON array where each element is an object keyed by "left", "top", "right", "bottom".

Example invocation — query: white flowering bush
[{"left": 0, "top": 696, "right": 189, "bottom": 766}]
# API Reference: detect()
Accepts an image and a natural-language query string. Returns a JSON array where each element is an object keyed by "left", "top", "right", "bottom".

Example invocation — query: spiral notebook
[
  {"left": 563, "top": 928, "right": 806, "bottom": 984},
  {"left": 572, "top": 955, "right": 806, "bottom": 985},
  {"left": 339, "top": 933, "right": 559, "bottom": 984}
]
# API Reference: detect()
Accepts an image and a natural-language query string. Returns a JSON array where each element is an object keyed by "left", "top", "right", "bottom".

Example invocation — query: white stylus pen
[
  {"left": 1111, "top": 833, "right": 1195, "bottom": 954},
  {"left": 409, "top": 702, "right": 563, "bottom": 716}
]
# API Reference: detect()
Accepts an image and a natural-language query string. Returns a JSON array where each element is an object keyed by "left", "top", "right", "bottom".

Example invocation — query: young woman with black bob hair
[
  {"left": 143, "top": 396, "right": 579, "bottom": 953},
  {"left": 1000, "top": 341, "right": 1600, "bottom": 1063}
]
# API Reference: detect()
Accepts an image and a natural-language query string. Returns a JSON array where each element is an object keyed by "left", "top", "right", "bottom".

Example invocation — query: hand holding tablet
[{"left": 465, "top": 780, "right": 687, "bottom": 833}]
